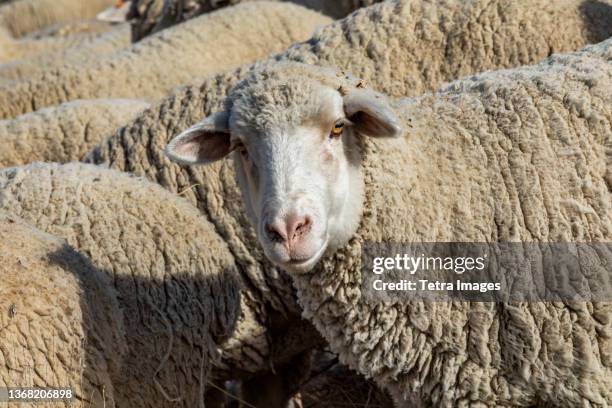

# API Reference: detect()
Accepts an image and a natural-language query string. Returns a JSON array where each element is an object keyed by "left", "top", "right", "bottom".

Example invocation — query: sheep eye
[{"left": 330, "top": 121, "right": 344, "bottom": 139}]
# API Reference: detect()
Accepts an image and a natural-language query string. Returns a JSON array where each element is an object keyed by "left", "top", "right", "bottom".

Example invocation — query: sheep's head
[{"left": 166, "top": 63, "right": 402, "bottom": 273}]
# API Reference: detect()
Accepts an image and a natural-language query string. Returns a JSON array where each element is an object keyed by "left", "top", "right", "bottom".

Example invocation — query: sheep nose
[{"left": 265, "top": 213, "right": 312, "bottom": 247}]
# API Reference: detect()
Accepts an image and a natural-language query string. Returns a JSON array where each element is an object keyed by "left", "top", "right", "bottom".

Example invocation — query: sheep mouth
[{"left": 278, "top": 239, "right": 329, "bottom": 273}]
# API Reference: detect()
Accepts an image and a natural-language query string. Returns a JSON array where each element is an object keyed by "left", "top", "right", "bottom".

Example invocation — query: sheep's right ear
[{"left": 165, "top": 111, "right": 231, "bottom": 165}]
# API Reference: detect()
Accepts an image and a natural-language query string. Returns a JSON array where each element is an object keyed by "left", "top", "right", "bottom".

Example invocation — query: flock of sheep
[{"left": 0, "top": 0, "right": 610, "bottom": 407}]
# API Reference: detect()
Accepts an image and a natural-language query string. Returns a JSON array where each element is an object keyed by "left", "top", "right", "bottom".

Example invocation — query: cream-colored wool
[
  {"left": 0, "top": 212, "right": 124, "bottom": 408},
  {"left": 270, "top": 42, "right": 610, "bottom": 406},
  {"left": 0, "top": 25, "right": 130, "bottom": 83},
  {"left": 0, "top": 2, "right": 332, "bottom": 119},
  {"left": 86, "top": 0, "right": 612, "bottom": 368},
  {"left": 284, "top": 0, "right": 612, "bottom": 97},
  {"left": 26, "top": 19, "right": 117, "bottom": 38},
  {"left": 0, "top": 163, "right": 245, "bottom": 407},
  {"left": 0, "top": 31, "right": 100, "bottom": 64},
  {"left": 0, "top": 0, "right": 114, "bottom": 38},
  {"left": 0, "top": 26, "right": 13, "bottom": 62},
  {"left": 0, "top": 29, "right": 112, "bottom": 65},
  {"left": 0, "top": 99, "right": 149, "bottom": 168}
]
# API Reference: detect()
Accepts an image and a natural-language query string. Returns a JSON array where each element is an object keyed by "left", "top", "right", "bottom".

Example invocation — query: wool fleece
[
  {"left": 0, "top": 163, "right": 244, "bottom": 408},
  {"left": 0, "top": 212, "right": 124, "bottom": 408},
  {"left": 0, "top": 0, "right": 113, "bottom": 38},
  {"left": 0, "top": 99, "right": 149, "bottom": 168},
  {"left": 0, "top": 25, "right": 130, "bottom": 84},
  {"left": 288, "top": 40, "right": 612, "bottom": 406}
]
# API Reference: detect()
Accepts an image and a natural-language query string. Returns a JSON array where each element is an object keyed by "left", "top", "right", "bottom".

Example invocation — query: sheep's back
[
  {"left": 0, "top": 25, "right": 131, "bottom": 83},
  {"left": 283, "top": 0, "right": 612, "bottom": 98},
  {"left": 0, "top": 0, "right": 114, "bottom": 38},
  {"left": 0, "top": 163, "right": 271, "bottom": 407},
  {"left": 0, "top": 212, "right": 124, "bottom": 407},
  {"left": 0, "top": 99, "right": 149, "bottom": 168}
]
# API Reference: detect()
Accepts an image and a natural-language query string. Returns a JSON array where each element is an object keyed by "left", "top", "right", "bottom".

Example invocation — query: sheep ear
[
  {"left": 343, "top": 89, "right": 403, "bottom": 138},
  {"left": 165, "top": 111, "right": 231, "bottom": 165}
]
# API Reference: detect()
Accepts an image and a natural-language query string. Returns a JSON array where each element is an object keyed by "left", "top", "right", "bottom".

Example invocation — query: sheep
[
  {"left": 0, "top": 2, "right": 332, "bottom": 119},
  {"left": 127, "top": 0, "right": 382, "bottom": 41},
  {"left": 0, "top": 24, "right": 126, "bottom": 67},
  {"left": 0, "top": 25, "right": 131, "bottom": 83},
  {"left": 0, "top": 163, "right": 238, "bottom": 407},
  {"left": 85, "top": 0, "right": 612, "bottom": 368},
  {"left": 0, "top": 99, "right": 149, "bottom": 168},
  {"left": 0, "top": 212, "right": 125, "bottom": 407},
  {"left": 162, "top": 33, "right": 612, "bottom": 407},
  {"left": 0, "top": 0, "right": 114, "bottom": 38},
  {"left": 0, "top": 162, "right": 322, "bottom": 407}
]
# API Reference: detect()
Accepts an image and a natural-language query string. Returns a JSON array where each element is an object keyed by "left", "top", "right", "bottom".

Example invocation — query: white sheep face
[{"left": 166, "top": 63, "right": 402, "bottom": 273}]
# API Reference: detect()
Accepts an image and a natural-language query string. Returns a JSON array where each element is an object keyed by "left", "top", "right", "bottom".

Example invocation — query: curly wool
[
  {"left": 0, "top": 212, "right": 125, "bottom": 407},
  {"left": 0, "top": 99, "right": 149, "bottom": 168},
  {"left": 0, "top": 163, "right": 243, "bottom": 408},
  {"left": 290, "top": 40, "right": 612, "bottom": 407}
]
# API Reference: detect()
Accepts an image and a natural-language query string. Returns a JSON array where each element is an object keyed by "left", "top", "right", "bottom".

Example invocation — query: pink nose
[{"left": 265, "top": 213, "right": 312, "bottom": 248}]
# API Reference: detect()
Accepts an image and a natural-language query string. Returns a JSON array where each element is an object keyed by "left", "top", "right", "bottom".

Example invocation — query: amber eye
[{"left": 330, "top": 121, "right": 344, "bottom": 139}]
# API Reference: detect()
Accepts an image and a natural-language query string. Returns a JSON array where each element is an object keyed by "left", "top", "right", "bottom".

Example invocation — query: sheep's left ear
[
  {"left": 343, "top": 89, "right": 403, "bottom": 138},
  {"left": 165, "top": 111, "right": 231, "bottom": 165}
]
